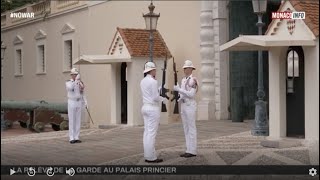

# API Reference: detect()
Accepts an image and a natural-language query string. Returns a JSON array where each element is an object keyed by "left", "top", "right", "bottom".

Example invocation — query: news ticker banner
[{"left": 1, "top": 165, "right": 319, "bottom": 177}]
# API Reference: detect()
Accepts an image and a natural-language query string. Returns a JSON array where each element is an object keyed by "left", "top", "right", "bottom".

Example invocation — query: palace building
[{"left": 1, "top": 1, "right": 318, "bottom": 145}]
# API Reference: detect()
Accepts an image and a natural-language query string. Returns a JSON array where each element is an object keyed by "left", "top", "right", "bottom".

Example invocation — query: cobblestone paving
[
  {"left": 1, "top": 120, "right": 318, "bottom": 180},
  {"left": 103, "top": 131, "right": 313, "bottom": 166}
]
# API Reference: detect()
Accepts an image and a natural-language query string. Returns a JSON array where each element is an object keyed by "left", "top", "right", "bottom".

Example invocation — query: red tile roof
[
  {"left": 266, "top": 0, "right": 319, "bottom": 37},
  {"left": 289, "top": 0, "right": 319, "bottom": 36},
  {"left": 109, "top": 27, "right": 172, "bottom": 59}
]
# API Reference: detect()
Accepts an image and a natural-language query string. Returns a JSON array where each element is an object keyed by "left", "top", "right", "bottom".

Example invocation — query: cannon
[{"left": 1, "top": 100, "right": 68, "bottom": 133}]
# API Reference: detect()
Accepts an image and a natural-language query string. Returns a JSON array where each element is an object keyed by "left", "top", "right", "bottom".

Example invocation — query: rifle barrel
[
  {"left": 172, "top": 57, "right": 180, "bottom": 114},
  {"left": 161, "top": 60, "right": 168, "bottom": 112}
]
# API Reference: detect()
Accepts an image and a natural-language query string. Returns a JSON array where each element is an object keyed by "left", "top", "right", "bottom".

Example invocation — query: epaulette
[{"left": 191, "top": 77, "right": 198, "bottom": 88}]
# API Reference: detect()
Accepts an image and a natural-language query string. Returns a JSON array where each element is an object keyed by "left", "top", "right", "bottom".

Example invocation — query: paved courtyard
[{"left": 1, "top": 120, "right": 318, "bottom": 180}]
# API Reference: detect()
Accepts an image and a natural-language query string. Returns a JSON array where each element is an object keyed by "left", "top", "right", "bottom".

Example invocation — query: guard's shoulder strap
[
  {"left": 190, "top": 77, "right": 198, "bottom": 89},
  {"left": 191, "top": 77, "right": 198, "bottom": 83}
]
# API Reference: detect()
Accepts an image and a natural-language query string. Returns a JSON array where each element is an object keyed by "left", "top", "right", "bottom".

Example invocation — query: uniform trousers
[
  {"left": 181, "top": 101, "right": 197, "bottom": 155},
  {"left": 68, "top": 99, "right": 82, "bottom": 141},
  {"left": 141, "top": 104, "right": 160, "bottom": 161}
]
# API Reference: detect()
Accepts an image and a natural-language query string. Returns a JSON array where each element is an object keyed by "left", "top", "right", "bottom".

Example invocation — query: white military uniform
[
  {"left": 174, "top": 60, "right": 198, "bottom": 155},
  {"left": 140, "top": 62, "right": 164, "bottom": 161},
  {"left": 66, "top": 69, "right": 84, "bottom": 142}
]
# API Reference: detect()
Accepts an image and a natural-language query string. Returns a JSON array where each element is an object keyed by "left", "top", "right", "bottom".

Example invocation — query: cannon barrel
[{"left": 1, "top": 101, "right": 68, "bottom": 113}]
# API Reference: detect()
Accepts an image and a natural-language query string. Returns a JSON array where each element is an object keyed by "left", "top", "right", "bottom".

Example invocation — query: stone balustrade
[
  {"left": 1, "top": 0, "right": 84, "bottom": 28},
  {"left": 56, "top": 0, "right": 80, "bottom": 10},
  {"left": 32, "top": 0, "right": 51, "bottom": 16}
]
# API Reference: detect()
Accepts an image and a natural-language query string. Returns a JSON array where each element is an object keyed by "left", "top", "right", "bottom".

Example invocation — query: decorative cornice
[
  {"left": 34, "top": 29, "right": 47, "bottom": 40},
  {"left": 60, "top": 23, "right": 75, "bottom": 35},
  {"left": 13, "top": 35, "right": 23, "bottom": 45},
  {"left": 109, "top": 34, "right": 124, "bottom": 55},
  {"left": 2, "top": 5, "right": 87, "bottom": 32}
]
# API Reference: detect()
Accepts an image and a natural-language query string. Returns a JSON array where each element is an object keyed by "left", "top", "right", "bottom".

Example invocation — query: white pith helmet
[
  {"left": 143, "top": 61, "right": 156, "bottom": 73},
  {"left": 182, "top": 60, "right": 196, "bottom": 70},
  {"left": 70, "top": 68, "right": 79, "bottom": 75}
]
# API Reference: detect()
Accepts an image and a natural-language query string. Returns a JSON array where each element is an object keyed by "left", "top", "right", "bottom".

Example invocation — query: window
[
  {"left": 37, "top": 45, "right": 46, "bottom": 74},
  {"left": 287, "top": 50, "right": 299, "bottom": 77},
  {"left": 64, "top": 40, "right": 72, "bottom": 71},
  {"left": 286, "top": 49, "right": 300, "bottom": 94},
  {"left": 15, "top": 49, "right": 22, "bottom": 76}
]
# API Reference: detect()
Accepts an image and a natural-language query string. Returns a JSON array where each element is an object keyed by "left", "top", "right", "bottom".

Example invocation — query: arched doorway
[
  {"left": 286, "top": 46, "right": 305, "bottom": 137},
  {"left": 121, "top": 62, "right": 127, "bottom": 124}
]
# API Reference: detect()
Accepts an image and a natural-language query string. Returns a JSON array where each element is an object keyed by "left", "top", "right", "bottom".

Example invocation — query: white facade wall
[
  {"left": 1, "top": 7, "right": 89, "bottom": 103},
  {"left": 303, "top": 38, "right": 319, "bottom": 142},
  {"left": 1, "top": 1, "right": 201, "bottom": 126}
]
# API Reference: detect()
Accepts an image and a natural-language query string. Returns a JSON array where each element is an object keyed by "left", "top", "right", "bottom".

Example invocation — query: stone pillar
[
  {"left": 109, "top": 63, "right": 121, "bottom": 125},
  {"left": 303, "top": 44, "right": 319, "bottom": 143},
  {"left": 267, "top": 47, "right": 287, "bottom": 140},
  {"left": 127, "top": 61, "right": 144, "bottom": 126},
  {"left": 198, "top": 1, "right": 215, "bottom": 121},
  {"left": 212, "top": 1, "right": 229, "bottom": 120}
]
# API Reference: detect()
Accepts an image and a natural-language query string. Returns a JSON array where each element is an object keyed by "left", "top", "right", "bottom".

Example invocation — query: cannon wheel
[
  {"left": 6, "top": 121, "right": 13, "bottom": 128},
  {"left": 19, "top": 121, "right": 27, "bottom": 128},
  {"left": 59, "top": 120, "right": 68, "bottom": 130},
  {"left": 51, "top": 123, "right": 60, "bottom": 131},
  {"left": 33, "top": 122, "right": 45, "bottom": 133}
]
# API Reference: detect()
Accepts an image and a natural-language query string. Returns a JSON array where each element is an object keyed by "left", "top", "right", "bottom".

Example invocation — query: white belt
[
  {"left": 68, "top": 97, "right": 82, "bottom": 101},
  {"left": 181, "top": 99, "right": 195, "bottom": 104},
  {"left": 143, "top": 103, "right": 158, "bottom": 107}
]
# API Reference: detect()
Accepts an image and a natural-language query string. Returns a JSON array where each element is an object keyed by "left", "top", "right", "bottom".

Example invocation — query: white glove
[
  {"left": 162, "top": 97, "right": 168, "bottom": 104},
  {"left": 177, "top": 94, "right": 184, "bottom": 102},
  {"left": 76, "top": 74, "right": 85, "bottom": 90},
  {"left": 173, "top": 85, "right": 180, "bottom": 91},
  {"left": 76, "top": 74, "right": 81, "bottom": 81},
  {"left": 83, "top": 96, "right": 88, "bottom": 108},
  {"left": 85, "top": 101, "right": 88, "bottom": 109}
]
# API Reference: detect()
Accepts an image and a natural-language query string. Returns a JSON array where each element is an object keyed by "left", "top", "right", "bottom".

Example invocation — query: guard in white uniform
[
  {"left": 140, "top": 62, "right": 166, "bottom": 163},
  {"left": 173, "top": 60, "right": 198, "bottom": 158},
  {"left": 66, "top": 68, "right": 85, "bottom": 144}
]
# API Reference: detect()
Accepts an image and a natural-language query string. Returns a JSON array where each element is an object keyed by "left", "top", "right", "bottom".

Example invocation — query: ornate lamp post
[
  {"left": 1, "top": 41, "right": 7, "bottom": 131},
  {"left": 143, "top": 0, "right": 160, "bottom": 62},
  {"left": 251, "top": 0, "right": 269, "bottom": 136}
]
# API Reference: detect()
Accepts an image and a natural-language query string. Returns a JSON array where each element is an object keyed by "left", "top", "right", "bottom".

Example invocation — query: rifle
[
  {"left": 171, "top": 57, "right": 180, "bottom": 114},
  {"left": 160, "top": 57, "right": 169, "bottom": 112},
  {"left": 85, "top": 106, "right": 95, "bottom": 125}
]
